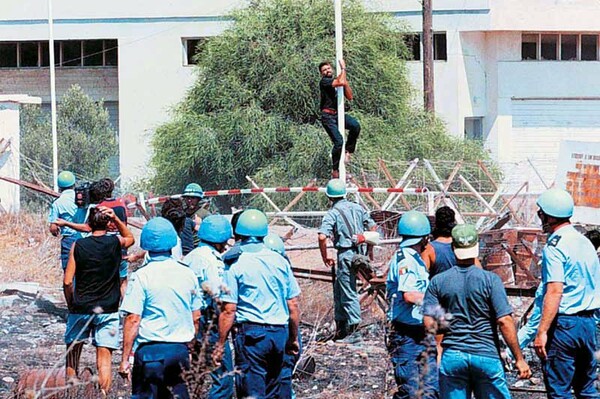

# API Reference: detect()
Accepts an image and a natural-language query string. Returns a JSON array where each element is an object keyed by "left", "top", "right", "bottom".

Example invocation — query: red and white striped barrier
[{"left": 137, "top": 186, "right": 428, "bottom": 206}]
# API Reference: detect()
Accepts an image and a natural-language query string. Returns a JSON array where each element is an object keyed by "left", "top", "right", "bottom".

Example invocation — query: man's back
[
  {"left": 424, "top": 265, "right": 512, "bottom": 359},
  {"left": 319, "top": 199, "right": 374, "bottom": 248}
]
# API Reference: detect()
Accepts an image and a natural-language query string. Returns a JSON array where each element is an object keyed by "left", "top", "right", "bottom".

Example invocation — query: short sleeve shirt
[
  {"left": 320, "top": 77, "right": 336, "bottom": 111},
  {"left": 318, "top": 199, "right": 376, "bottom": 249},
  {"left": 423, "top": 265, "right": 513, "bottom": 358},
  {"left": 120, "top": 258, "right": 204, "bottom": 344},
  {"left": 221, "top": 242, "right": 300, "bottom": 325},
  {"left": 48, "top": 190, "right": 86, "bottom": 237},
  {"left": 183, "top": 243, "right": 224, "bottom": 304},
  {"left": 541, "top": 224, "right": 600, "bottom": 314},
  {"left": 386, "top": 247, "right": 430, "bottom": 325}
]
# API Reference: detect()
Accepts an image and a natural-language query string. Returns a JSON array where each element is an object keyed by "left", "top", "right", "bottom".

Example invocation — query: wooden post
[
  {"left": 423, "top": 0, "right": 435, "bottom": 112},
  {"left": 269, "top": 179, "right": 316, "bottom": 226}
]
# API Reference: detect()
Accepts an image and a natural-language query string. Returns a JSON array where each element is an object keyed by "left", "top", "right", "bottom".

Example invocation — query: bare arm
[
  {"left": 49, "top": 223, "right": 60, "bottom": 236},
  {"left": 534, "top": 282, "right": 563, "bottom": 359},
  {"left": 212, "top": 302, "right": 236, "bottom": 365},
  {"left": 63, "top": 244, "right": 77, "bottom": 309},
  {"left": 332, "top": 59, "right": 353, "bottom": 101},
  {"left": 192, "top": 309, "right": 201, "bottom": 337},
  {"left": 100, "top": 206, "right": 135, "bottom": 248},
  {"left": 55, "top": 219, "right": 92, "bottom": 233},
  {"left": 118, "top": 313, "right": 141, "bottom": 380},
  {"left": 286, "top": 297, "right": 300, "bottom": 355},
  {"left": 403, "top": 291, "right": 425, "bottom": 305},
  {"left": 423, "top": 315, "right": 437, "bottom": 334},
  {"left": 318, "top": 233, "right": 335, "bottom": 267},
  {"left": 497, "top": 314, "right": 531, "bottom": 379}
]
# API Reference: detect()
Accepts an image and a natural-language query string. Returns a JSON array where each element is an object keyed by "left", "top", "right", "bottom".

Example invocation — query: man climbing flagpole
[{"left": 317, "top": 0, "right": 361, "bottom": 181}]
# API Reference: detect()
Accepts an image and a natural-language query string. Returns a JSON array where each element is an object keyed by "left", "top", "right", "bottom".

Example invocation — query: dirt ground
[{"left": 0, "top": 213, "right": 547, "bottom": 398}]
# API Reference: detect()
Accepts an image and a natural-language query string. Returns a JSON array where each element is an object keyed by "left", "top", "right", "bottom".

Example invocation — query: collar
[{"left": 147, "top": 251, "right": 172, "bottom": 262}]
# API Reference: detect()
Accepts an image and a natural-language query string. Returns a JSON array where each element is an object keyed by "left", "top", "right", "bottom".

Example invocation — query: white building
[{"left": 1, "top": 0, "right": 599, "bottom": 187}]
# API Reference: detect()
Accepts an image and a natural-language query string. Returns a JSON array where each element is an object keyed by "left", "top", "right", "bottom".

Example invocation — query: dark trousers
[
  {"left": 197, "top": 325, "right": 234, "bottom": 399},
  {"left": 387, "top": 323, "right": 439, "bottom": 399},
  {"left": 321, "top": 112, "right": 361, "bottom": 171},
  {"left": 543, "top": 313, "right": 598, "bottom": 398},
  {"left": 233, "top": 323, "right": 288, "bottom": 399},
  {"left": 60, "top": 235, "right": 78, "bottom": 269},
  {"left": 132, "top": 342, "right": 190, "bottom": 399},
  {"left": 280, "top": 328, "right": 302, "bottom": 399}
]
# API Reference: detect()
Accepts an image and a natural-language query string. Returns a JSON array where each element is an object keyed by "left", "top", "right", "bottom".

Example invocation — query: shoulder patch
[
  {"left": 398, "top": 266, "right": 409, "bottom": 275},
  {"left": 547, "top": 235, "right": 562, "bottom": 247}
]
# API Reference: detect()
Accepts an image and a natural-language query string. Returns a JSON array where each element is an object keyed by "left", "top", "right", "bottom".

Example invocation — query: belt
[
  {"left": 137, "top": 341, "right": 188, "bottom": 350},
  {"left": 321, "top": 108, "right": 337, "bottom": 115},
  {"left": 559, "top": 309, "right": 597, "bottom": 317},
  {"left": 237, "top": 321, "right": 287, "bottom": 331}
]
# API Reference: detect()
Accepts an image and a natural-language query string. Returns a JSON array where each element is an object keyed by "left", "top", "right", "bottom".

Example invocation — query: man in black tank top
[{"left": 63, "top": 206, "right": 135, "bottom": 394}]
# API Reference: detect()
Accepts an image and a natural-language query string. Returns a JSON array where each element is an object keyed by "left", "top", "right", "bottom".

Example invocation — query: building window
[
  {"left": 581, "top": 35, "right": 598, "bottom": 61},
  {"left": 541, "top": 34, "right": 558, "bottom": 60},
  {"left": 19, "top": 42, "right": 39, "bottom": 67},
  {"left": 522, "top": 33, "right": 599, "bottom": 61},
  {"left": 0, "top": 40, "right": 118, "bottom": 69},
  {"left": 183, "top": 38, "right": 205, "bottom": 66},
  {"left": 0, "top": 43, "right": 17, "bottom": 67},
  {"left": 465, "top": 117, "right": 483, "bottom": 141},
  {"left": 433, "top": 33, "right": 447, "bottom": 61},
  {"left": 522, "top": 34, "right": 539, "bottom": 60},
  {"left": 403, "top": 34, "right": 421, "bottom": 61}
]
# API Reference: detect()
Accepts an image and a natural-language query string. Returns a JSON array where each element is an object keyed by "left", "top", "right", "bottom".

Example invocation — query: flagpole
[
  {"left": 48, "top": 0, "right": 59, "bottom": 191},
  {"left": 334, "top": 0, "right": 346, "bottom": 182}
]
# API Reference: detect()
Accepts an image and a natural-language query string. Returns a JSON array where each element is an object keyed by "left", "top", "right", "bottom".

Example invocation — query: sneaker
[{"left": 335, "top": 331, "right": 363, "bottom": 344}]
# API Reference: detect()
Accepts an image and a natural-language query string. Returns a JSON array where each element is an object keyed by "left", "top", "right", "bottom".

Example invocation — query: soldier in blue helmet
[
  {"left": 533, "top": 189, "right": 600, "bottom": 398},
  {"left": 386, "top": 210, "right": 438, "bottom": 399},
  {"left": 213, "top": 209, "right": 301, "bottom": 399},
  {"left": 48, "top": 170, "right": 86, "bottom": 269},
  {"left": 118, "top": 217, "right": 204, "bottom": 399},
  {"left": 318, "top": 178, "right": 377, "bottom": 341},
  {"left": 180, "top": 183, "right": 205, "bottom": 255},
  {"left": 183, "top": 215, "right": 234, "bottom": 399}
]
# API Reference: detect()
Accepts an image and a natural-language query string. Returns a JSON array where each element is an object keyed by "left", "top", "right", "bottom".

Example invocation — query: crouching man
[{"left": 118, "top": 217, "right": 204, "bottom": 399}]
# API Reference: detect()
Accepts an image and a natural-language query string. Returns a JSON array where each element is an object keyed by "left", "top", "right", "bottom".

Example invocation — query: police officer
[
  {"left": 119, "top": 217, "right": 204, "bottom": 399},
  {"left": 264, "top": 232, "right": 302, "bottom": 399},
  {"left": 386, "top": 210, "right": 438, "bottom": 399},
  {"left": 213, "top": 209, "right": 301, "bottom": 399},
  {"left": 318, "top": 178, "right": 376, "bottom": 341},
  {"left": 181, "top": 183, "right": 207, "bottom": 253},
  {"left": 48, "top": 170, "right": 85, "bottom": 269},
  {"left": 183, "top": 215, "right": 234, "bottom": 399},
  {"left": 533, "top": 189, "right": 600, "bottom": 398}
]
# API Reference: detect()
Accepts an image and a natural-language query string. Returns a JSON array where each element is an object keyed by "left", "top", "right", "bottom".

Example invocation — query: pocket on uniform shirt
[{"left": 556, "top": 316, "right": 577, "bottom": 331}]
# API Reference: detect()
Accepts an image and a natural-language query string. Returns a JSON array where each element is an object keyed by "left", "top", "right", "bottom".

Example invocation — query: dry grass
[{"left": 0, "top": 212, "right": 62, "bottom": 286}]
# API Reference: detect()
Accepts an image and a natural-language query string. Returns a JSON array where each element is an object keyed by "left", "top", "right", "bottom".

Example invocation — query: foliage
[
  {"left": 150, "top": 0, "right": 490, "bottom": 209},
  {"left": 20, "top": 85, "right": 117, "bottom": 204}
]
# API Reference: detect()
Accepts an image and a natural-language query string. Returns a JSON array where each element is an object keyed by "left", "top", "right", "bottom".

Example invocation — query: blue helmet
[
  {"left": 326, "top": 179, "right": 346, "bottom": 198},
  {"left": 182, "top": 183, "right": 204, "bottom": 198},
  {"left": 264, "top": 232, "right": 285, "bottom": 255},
  {"left": 537, "top": 188, "right": 574, "bottom": 218},
  {"left": 198, "top": 215, "right": 232, "bottom": 244},
  {"left": 398, "top": 210, "right": 431, "bottom": 247},
  {"left": 57, "top": 171, "right": 76, "bottom": 188},
  {"left": 235, "top": 209, "right": 268, "bottom": 238},
  {"left": 141, "top": 217, "right": 178, "bottom": 252}
]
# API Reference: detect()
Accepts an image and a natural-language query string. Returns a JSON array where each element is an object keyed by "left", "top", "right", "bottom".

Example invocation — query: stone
[
  {"left": 0, "top": 295, "right": 21, "bottom": 308},
  {"left": 2, "top": 376, "right": 14, "bottom": 383},
  {"left": 0, "top": 282, "right": 40, "bottom": 297}
]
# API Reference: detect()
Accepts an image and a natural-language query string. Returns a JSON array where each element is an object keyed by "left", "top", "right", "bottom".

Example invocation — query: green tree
[
  {"left": 20, "top": 85, "right": 117, "bottom": 204},
  {"left": 151, "top": 0, "right": 489, "bottom": 208}
]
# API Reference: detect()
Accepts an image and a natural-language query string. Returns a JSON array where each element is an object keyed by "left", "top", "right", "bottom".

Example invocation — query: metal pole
[
  {"left": 334, "top": 0, "right": 346, "bottom": 181},
  {"left": 48, "top": 0, "right": 59, "bottom": 191},
  {"left": 422, "top": 0, "right": 435, "bottom": 112}
]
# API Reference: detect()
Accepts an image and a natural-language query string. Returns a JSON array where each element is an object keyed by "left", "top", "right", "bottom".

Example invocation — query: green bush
[{"left": 150, "top": 0, "right": 490, "bottom": 209}]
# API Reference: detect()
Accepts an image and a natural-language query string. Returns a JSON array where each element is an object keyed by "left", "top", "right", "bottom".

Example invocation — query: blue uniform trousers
[
  {"left": 198, "top": 327, "right": 234, "bottom": 399},
  {"left": 60, "top": 235, "right": 78, "bottom": 269},
  {"left": 543, "top": 313, "right": 599, "bottom": 398},
  {"left": 387, "top": 322, "right": 439, "bottom": 399},
  {"left": 233, "top": 322, "right": 288, "bottom": 399},
  {"left": 335, "top": 249, "right": 362, "bottom": 327},
  {"left": 280, "top": 328, "right": 302, "bottom": 399},
  {"left": 132, "top": 342, "right": 190, "bottom": 399}
]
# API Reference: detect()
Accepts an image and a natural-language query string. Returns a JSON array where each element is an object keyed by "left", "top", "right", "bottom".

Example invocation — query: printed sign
[{"left": 555, "top": 140, "right": 600, "bottom": 225}]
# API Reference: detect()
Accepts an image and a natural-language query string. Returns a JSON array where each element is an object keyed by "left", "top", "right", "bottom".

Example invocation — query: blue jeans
[
  {"left": 440, "top": 349, "right": 510, "bottom": 399},
  {"left": 321, "top": 112, "right": 361, "bottom": 171},
  {"left": 64, "top": 313, "right": 120, "bottom": 349},
  {"left": 387, "top": 323, "right": 439, "bottom": 399},
  {"left": 543, "top": 313, "right": 598, "bottom": 398},
  {"left": 233, "top": 323, "right": 288, "bottom": 399},
  {"left": 132, "top": 342, "right": 190, "bottom": 399}
]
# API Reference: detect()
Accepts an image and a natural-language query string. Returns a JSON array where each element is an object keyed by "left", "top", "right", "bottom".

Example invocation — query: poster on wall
[{"left": 555, "top": 140, "right": 600, "bottom": 226}]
